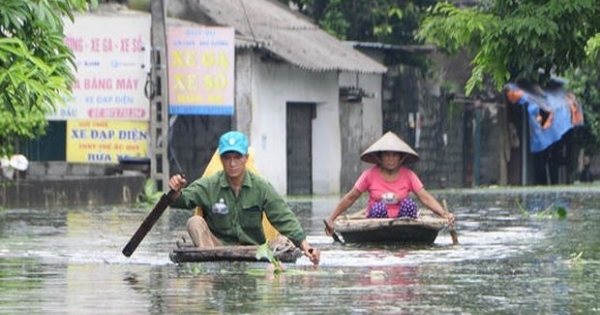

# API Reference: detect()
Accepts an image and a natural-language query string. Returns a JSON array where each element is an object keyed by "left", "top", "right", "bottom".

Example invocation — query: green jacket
[{"left": 170, "top": 170, "right": 307, "bottom": 246}]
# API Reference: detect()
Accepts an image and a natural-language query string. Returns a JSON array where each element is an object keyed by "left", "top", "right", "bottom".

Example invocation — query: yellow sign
[
  {"left": 66, "top": 120, "right": 149, "bottom": 163},
  {"left": 167, "top": 26, "right": 235, "bottom": 115}
]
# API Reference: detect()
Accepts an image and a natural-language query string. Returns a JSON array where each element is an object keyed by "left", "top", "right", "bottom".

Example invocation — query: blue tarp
[{"left": 505, "top": 83, "right": 584, "bottom": 153}]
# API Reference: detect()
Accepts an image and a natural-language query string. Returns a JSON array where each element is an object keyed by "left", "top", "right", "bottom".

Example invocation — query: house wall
[
  {"left": 338, "top": 73, "right": 384, "bottom": 193},
  {"left": 429, "top": 51, "right": 507, "bottom": 187},
  {"left": 235, "top": 52, "right": 341, "bottom": 195}
]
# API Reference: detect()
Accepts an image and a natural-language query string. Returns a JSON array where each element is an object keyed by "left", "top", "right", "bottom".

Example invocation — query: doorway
[{"left": 286, "top": 102, "right": 315, "bottom": 195}]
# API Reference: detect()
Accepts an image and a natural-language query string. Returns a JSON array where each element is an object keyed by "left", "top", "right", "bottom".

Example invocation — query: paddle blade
[
  {"left": 122, "top": 190, "right": 177, "bottom": 257},
  {"left": 442, "top": 199, "right": 458, "bottom": 245},
  {"left": 332, "top": 231, "right": 343, "bottom": 243},
  {"left": 323, "top": 219, "right": 343, "bottom": 244},
  {"left": 449, "top": 227, "right": 459, "bottom": 245}
]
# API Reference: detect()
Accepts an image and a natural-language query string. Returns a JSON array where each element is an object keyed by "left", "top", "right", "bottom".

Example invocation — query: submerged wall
[{"left": 1, "top": 162, "right": 146, "bottom": 208}]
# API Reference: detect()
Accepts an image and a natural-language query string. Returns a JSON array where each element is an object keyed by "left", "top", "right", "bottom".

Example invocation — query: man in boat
[
  {"left": 324, "top": 131, "right": 455, "bottom": 235},
  {"left": 168, "top": 131, "right": 320, "bottom": 265}
]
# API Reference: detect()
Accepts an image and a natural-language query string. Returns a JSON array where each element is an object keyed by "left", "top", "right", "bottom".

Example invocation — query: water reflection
[{"left": 0, "top": 189, "right": 599, "bottom": 314}]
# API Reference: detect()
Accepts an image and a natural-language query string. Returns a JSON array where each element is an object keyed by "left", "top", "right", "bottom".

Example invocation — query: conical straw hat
[{"left": 360, "top": 131, "right": 419, "bottom": 164}]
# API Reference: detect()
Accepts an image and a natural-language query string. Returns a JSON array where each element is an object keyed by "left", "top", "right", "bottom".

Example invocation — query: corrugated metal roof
[
  {"left": 178, "top": 0, "right": 387, "bottom": 74},
  {"left": 167, "top": 17, "right": 269, "bottom": 49}
]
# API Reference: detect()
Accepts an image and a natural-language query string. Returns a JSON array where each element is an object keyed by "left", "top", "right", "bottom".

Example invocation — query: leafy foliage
[
  {"left": 0, "top": 0, "right": 92, "bottom": 156},
  {"left": 568, "top": 251, "right": 584, "bottom": 263},
  {"left": 280, "top": 0, "right": 437, "bottom": 66},
  {"left": 0, "top": 99, "right": 48, "bottom": 157},
  {"left": 418, "top": 0, "right": 600, "bottom": 95},
  {"left": 564, "top": 66, "right": 600, "bottom": 153},
  {"left": 586, "top": 34, "right": 600, "bottom": 60},
  {"left": 136, "top": 178, "right": 163, "bottom": 206},
  {"left": 515, "top": 198, "right": 568, "bottom": 220},
  {"left": 255, "top": 242, "right": 284, "bottom": 274}
]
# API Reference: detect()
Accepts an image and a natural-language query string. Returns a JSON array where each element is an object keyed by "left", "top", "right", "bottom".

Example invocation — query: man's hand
[
  {"left": 169, "top": 174, "right": 187, "bottom": 192},
  {"left": 304, "top": 247, "right": 320, "bottom": 265},
  {"left": 299, "top": 240, "right": 320, "bottom": 265}
]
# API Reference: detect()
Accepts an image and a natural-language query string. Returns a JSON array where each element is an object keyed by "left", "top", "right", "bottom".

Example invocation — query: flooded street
[{"left": 1, "top": 187, "right": 600, "bottom": 314}]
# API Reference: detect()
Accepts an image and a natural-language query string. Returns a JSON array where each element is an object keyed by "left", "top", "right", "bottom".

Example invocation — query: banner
[
  {"left": 167, "top": 26, "right": 235, "bottom": 115},
  {"left": 66, "top": 120, "right": 149, "bottom": 163},
  {"left": 49, "top": 15, "right": 151, "bottom": 121}
]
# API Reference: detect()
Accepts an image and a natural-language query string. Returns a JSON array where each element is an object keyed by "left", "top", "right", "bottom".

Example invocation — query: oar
[
  {"left": 122, "top": 189, "right": 178, "bottom": 257},
  {"left": 442, "top": 199, "right": 459, "bottom": 245},
  {"left": 323, "top": 219, "right": 344, "bottom": 244}
]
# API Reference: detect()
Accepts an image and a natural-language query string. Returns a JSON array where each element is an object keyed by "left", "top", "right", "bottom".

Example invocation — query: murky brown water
[{"left": 1, "top": 187, "right": 600, "bottom": 314}]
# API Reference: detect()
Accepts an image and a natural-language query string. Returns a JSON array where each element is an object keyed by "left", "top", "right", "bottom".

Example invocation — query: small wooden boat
[
  {"left": 169, "top": 244, "right": 303, "bottom": 264},
  {"left": 333, "top": 210, "right": 448, "bottom": 244},
  {"left": 169, "top": 149, "right": 303, "bottom": 264}
]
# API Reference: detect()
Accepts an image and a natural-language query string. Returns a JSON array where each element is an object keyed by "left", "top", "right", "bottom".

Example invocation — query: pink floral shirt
[{"left": 354, "top": 166, "right": 424, "bottom": 217}]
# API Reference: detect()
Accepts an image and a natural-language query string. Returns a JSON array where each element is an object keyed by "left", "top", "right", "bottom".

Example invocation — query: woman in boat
[
  {"left": 324, "top": 131, "right": 455, "bottom": 235},
  {"left": 168, "top": 131, "right": 320, "bottom": 265}
]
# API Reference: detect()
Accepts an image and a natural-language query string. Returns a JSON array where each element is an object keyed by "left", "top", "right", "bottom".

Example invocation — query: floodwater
[{"left": 1, "top": 186, "right": 600, "bottom": 314}]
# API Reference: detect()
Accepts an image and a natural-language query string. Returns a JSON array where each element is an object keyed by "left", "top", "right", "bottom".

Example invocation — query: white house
[{"left": 168, "top": 0, "right": 387, "bottom": 195}]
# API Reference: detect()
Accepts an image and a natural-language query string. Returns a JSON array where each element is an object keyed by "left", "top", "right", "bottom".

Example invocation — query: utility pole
[{"left": 149, "top": 0, "right": 170, "bottom": 191}]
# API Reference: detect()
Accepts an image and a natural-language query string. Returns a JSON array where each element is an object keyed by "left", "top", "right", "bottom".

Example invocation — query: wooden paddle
[
  {"left": 323, "top": 219, "right": 344, "bottom": 244},
  {"left": 442, "top": 199, "right": 459, "bottom": 245},
  {"left": 122, "top": 189, "right": 178, "bottom": 257}
]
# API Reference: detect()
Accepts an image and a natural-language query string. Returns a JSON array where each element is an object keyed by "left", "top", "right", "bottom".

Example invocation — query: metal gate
[{"left": 286, "top": 102, "right": 315, "bottom": 195}]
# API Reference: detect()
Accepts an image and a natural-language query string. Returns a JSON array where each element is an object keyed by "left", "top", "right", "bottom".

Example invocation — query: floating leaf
[
  {"left": 556, "top": 206, "right": 567, "bottom": 219},
  {"left": 569, "top": 251, "right": 583, "bottom": 263},
  {"left": 255, "top": 243, "right": 274, "bottom": 262},
  {"left": 255, "top": 242, "right": 282, "bottom": 274}
]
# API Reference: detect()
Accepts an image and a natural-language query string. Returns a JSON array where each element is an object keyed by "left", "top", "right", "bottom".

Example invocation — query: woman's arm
[
  {"left": 325, "top": 188, "right": 362, "bottom": 234},
  {"left": 414, "top": 188, "right": 455, "bottom": 225}
]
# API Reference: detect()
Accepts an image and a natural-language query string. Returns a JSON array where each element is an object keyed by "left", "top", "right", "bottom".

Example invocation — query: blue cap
[{"left": 218, "top": 131, "right": 249, "bottom": 155}]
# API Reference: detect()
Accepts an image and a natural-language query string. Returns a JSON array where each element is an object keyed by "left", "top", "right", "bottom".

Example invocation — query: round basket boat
[{"left": 333, "top": 210, "right": 447, "bottom": 245}]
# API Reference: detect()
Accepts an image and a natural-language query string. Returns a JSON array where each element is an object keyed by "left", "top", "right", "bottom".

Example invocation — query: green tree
[
  {"left": 586, "top": 33, "right": 600, "bottom": 59},
  {"left": 574, "top": 34, "right": 600, "bottom": 151},
  {"left": 564, "top": 65, "right": 600, "bottom": 153},
  {"left": 417, "top": 1, "right": 600, "bottom": 95},
  {"left": 281, "top": 0, "right": 437, "bottom": 65},
  {"left": 288, "top": 0, "right": 435, "bottom": 42},
  {"left": 0, "top": 0, "right": 92, "bottom": 157}
]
